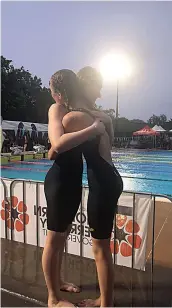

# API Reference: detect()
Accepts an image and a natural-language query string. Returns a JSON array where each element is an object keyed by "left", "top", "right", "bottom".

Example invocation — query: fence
[{"left": 1, "top": 178, "right": 172, "bottom": 306}]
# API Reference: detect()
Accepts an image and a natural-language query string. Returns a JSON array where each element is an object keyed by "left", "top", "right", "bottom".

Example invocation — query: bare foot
[
  {"left": 78, "top": 297, "right": 101, "bottom": 307},
  {"left": 56, "top": 300, "right": 77, "bottom": 307},
  {"left": 48, "top": 298, "right": 77, "bottom": 307},
  {"left": 48, "top": 297, "right": 57, "bottom": 307},
  {"left": 60, "top": 281, "right": 80, "bottom": 293}
]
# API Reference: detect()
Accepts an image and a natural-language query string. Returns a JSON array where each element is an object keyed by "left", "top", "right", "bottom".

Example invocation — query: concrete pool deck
[{"left": 1, "top": 199, "right": 172, "bottom": 307}]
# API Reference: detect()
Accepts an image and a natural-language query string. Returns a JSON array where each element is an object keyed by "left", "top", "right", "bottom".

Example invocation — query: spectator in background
[
  {"left": 16, "top": 122, "right": 25, "bottom": 147},
  {"left": 24, "top": 131, "right": 33, "bottom": 152},
  {"left": 2, "top": 131, "right": 7, "bottom": 152},
  {"left": 31, "top": 123, "right": 38, "bottom": 145},
  {"left": 42, "top": 132, "right": 48, "bottom": 149},
  {"left": 1, "top": 116, "right": 11, "bottom": 152}
]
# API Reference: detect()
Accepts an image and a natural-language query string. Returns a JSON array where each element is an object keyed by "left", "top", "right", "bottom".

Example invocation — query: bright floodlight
[{"left": 99, "top": 53, "right": 132, "bottom": 82}]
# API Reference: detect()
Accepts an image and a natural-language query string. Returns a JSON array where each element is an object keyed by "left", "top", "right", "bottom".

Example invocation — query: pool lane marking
[
  {"left": 1, "top": 166, "right": 46, "bottom": 172},
  {"left": 14, "top": 161, "right": 52, "bottom": 165},
  {"left": 1, "top": 165, "right": 172, "bottom": 179},
  {"left": 2, "top": 166, "right": 172, "bottom": 182},
  {"left": 112, "top": 159, "right": 172, "bottom": 164}
]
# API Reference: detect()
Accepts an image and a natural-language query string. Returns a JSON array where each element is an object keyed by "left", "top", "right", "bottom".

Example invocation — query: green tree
[
  {"left": 132, "top": 119, "right": 145, "bottom": 124},
  {"left": 95, "top": 104, "right": 115, "bottom": 119},
  {"left": 147, "top": 114, "right": 167, "bottom": 127},
  {"left": 35, "top": 87, "right": 54, "bottom": 123},
  {"left": 113, "top": 117, "right": 146, "bottom": 137},
  {"left": 159, "top": 114, "right": 167, "bottom": 126},
  {"left": 1, "top": 56, "right": 53, "bottom": 123}
]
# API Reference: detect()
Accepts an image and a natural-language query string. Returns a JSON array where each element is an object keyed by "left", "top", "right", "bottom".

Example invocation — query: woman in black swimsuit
[
  {"left": 43, "top": 69, "right": 105, "bottom": 308},
  {"left": 48, "top": 67, "right": 123, "bottom": 307},
  {"left": 62, "top": 67, "right": 123, "bottom": 307}
]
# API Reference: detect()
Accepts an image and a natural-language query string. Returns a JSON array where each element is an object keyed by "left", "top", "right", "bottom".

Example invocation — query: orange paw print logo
[
  {"left": 110, "top": 214, "right": 142, "bottom": 257},
  {"left": 1, "top": 196, "right": 29, "bottom": 232}
]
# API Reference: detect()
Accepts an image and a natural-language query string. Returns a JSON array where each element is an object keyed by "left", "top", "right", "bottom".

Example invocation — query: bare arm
[
  {"left": 48, "top": 104, "right": 103, "bottom": 155},
  {"left": 48, "top": 111, "right": 94, "bottom": 160},
  {"left": 62, "top": 111, "right": 94, "bottom": 133},
  {"left": 48, "top": 147, "right": 57, "bottom": 160},
  {"left": 91, "top": 110, "right": 114, "bottom": 146},
  {"left": 62, "top": 111, "right": 112, "bottom": 164}
]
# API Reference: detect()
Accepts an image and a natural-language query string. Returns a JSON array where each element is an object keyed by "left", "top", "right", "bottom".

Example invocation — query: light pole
[
  {"left": 99, "top": 52, "right": 132, "bottom": 135},
  {"left": 115, "top": 80, "right": 119, "bottom": 135}
]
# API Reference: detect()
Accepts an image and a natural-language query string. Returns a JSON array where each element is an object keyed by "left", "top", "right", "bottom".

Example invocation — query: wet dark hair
[
  {"left": 76, "top": 66, "right": 103, "bottom": 110},
  {"left": 50, "top": 69, "right": 78, "bottom": 109},
  {"left": 77, "top": 66, "right": 103, "bottom": 87}
]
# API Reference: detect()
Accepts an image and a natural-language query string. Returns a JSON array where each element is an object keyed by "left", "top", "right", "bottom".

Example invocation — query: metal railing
[{"left": 1, "top": 178, "right": 172, "bottom": 306}]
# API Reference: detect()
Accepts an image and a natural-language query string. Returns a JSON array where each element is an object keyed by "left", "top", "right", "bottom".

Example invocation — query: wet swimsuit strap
[{"left": 69, "top": 107, "right": 96, "bottom": 120}]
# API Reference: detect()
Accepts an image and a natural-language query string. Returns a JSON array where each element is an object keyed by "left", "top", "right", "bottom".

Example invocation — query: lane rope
[{"left": 1, "top": 166, "right": 46, "bottom": 172}]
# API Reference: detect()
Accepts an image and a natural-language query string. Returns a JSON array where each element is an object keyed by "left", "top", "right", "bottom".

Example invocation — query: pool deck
[
  {"left": 1, "top": 290, "right": 43, "bottom": 307},
  {"left": 1, "top": 199, "right": 172, "bottom": 307}
]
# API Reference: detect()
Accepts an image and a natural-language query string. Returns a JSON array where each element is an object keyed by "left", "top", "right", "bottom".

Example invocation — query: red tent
[{"left": 133, "top": 125, "right": 160, "bottom": 136}]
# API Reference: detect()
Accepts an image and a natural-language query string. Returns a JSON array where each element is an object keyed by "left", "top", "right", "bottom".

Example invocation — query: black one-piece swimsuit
[{"left": 44, "top": 109, "right": 123, "bottom": 238}]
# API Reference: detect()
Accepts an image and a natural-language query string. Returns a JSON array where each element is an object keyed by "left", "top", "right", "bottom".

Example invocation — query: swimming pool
[{"left": 1, "top": 150, "right": 172, "bottom": 196}]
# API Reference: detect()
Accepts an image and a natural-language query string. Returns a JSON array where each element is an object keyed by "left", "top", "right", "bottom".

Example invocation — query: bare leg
[
  {"left": 42, "top": 230, "right": 76, "bottom": 307},
  {"left": 92, "top": 238, "right": 114, "bottom": 307},
  {"left": 79, "top": 238, "right": 114, "bottom": 307},
  {"left": 57, "top": 224, "right": 80, "bottom": 293}
]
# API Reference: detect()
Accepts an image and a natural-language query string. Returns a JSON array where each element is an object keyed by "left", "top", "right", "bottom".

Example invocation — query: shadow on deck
[{"left": 1, "top": 236, "right": 172, "bottom": 307}]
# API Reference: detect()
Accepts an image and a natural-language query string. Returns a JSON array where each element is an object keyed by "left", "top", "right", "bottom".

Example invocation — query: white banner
[
  {"left": 1, "top": 178, "right": 152, "bottom": 270},
  {"left": 111, "top": 194, "right": 152, "bottom": 270}
]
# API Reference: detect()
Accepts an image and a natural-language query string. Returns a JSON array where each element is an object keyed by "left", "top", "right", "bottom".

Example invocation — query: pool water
[{"left": 1, "top": 150, "right": 172, "bottom": 196}]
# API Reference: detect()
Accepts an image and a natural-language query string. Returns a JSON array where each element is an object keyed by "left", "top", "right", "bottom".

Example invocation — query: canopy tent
[
  {"left": 2, "top": 120, "right": 48, "bottom": 132},
  {"left": 152, "top": 125, "right": 166, "bottom": 132},
  {"left": 133, "top": 125, "right": 160, "bottom": 136}
]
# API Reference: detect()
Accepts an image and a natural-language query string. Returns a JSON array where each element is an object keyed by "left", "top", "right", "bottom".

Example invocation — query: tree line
[
  {"left": 1, "top": 56, "right": 172, "bottom": 135},
  {"left": 1, "top": 56, "right": 53, "bottom": 123}
]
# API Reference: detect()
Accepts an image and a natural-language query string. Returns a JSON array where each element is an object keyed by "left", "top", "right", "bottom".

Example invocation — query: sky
[{"left": 1, "top": 1, "right": 172, "bottom": 121}]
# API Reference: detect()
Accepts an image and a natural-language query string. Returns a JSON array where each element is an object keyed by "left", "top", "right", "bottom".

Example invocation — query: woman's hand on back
[
  {"left": 91, "top": 110, "right": 112, "bottom": 125},
  {"left": 91, "top": 111, "right": 114, "bottom": 146},
  {"left": 93, "top": 118, "right": 106, "bottom": 135}
]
